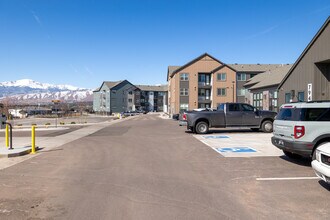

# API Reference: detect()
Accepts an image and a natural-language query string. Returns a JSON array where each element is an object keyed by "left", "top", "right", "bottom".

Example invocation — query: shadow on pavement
[
  {"left": 209, "top": 129, "right": 263, "bottom": 134},
  {"left": 279, "top": 155, "right": 311, "bottom": 167},
  {"left": 318, "top": 180, "right": 330, "bottom": 191},
  {"left": 39, "top": 148, "right": 64, "bottom": 153}
]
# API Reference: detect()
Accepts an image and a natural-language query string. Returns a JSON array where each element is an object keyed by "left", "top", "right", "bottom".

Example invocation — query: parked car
[
  {"left": 122, "top": 111, "right": 139, "bottom": 116},
  {"left": 172, "top": 114, "right": 179, "bottom": 120},
  {"left": 186, "top": 103, "right": 277, "bottom": 134},
  {"left": 312, "top": 142, "right": 330, "bottom": 183},
  {"left": 272, "top": 101, "right": 330, "bottom": 159}
]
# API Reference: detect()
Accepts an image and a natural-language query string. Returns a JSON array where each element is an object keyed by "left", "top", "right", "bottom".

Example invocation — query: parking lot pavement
[{"left": 193, "top": 130, "right": 284, "bottom": 157}]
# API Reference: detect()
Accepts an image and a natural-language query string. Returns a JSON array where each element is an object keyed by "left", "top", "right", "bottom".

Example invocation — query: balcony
[
  {"left": 198, "top": 82, "right": 211, "bottom": 89},
  {"left": 198, "top": 96, "right": 211, "bottom": 103}
]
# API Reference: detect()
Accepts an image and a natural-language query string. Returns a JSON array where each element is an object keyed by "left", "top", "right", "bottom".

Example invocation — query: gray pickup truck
[{"left": 186, "top": 103, "right": 277, "bottom": 134}]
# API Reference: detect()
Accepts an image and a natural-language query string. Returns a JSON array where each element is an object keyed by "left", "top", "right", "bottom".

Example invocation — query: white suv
[
  {"left": 312, "top": 142, "right": 330, "bottom": 183},
  {"left": 272, "top": 101, "right": 330, "bottom": 159}
]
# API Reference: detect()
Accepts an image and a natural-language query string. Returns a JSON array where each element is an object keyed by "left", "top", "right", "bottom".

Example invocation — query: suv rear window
[
  {"left": 276, "top": 108, "right": 295, "bottom": 120},
  {"left": 277, "top": 107, "right": 330, "bottom": 121}
]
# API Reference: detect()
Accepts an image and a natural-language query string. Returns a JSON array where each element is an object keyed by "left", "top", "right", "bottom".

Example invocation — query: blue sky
[{"left": 0, "top": 0, "right": 329, "bottom": 89}]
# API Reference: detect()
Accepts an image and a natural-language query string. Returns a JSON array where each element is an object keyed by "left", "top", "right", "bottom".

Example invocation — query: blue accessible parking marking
[
  {"left": 203, "top": 135, "right": 229, "bottom": 139},
  {"left": 215, "top": 147, "right": 257, "bottom": 153}
]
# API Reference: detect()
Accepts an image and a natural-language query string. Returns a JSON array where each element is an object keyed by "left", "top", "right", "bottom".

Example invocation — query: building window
[
  {"left": 128, "top": 98, "right": 132, "bottom": 103},
  {"left": 269, "top": 91, "right": 278, "bottom": 112},
  {"left": 128, "top": 91, "right": 133, "bottom": 95},
  {"left": 217, "top": 73, "right": 226, "bottom": 81},
  {"left": 180, "top": 88, "right": 189, "bottom": 96},
  {"left": 180, "top": 103, "right": 189, "bottom": 112},
  {"left": 250, "top": 73, "right": 257, "bottom": 78},
  {"left": 217, "top": 88, "right": 226, "bottom": 96},
  {"left": 198, "top": 73, "right": 211, "bottom": 85},
  {"left": 298, "top": 92, "right": 305, "bottom": 102},
  {"left": 253, "top": 93, "right": 263, "bottom": 109},
  {"left": 180, "top": 73, "right": 189, "bottom": 81},
  {"left": 237, "top": 73, "right": 247, "bottom": 81},
  {"left": 237, "top": 88, "right": 246, "bottom": 96},
  {"left": 285, "top": 93, "right": 291, "bottom": 103}
]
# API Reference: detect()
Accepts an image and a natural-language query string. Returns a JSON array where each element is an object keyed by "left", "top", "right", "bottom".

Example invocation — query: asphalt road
[{"left": 0, "top": 114, "right": 329, "bottom": 219}]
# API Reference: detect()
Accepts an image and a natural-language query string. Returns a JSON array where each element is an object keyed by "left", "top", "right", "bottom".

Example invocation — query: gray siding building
[
  {"left": 228, "top": 64, "right": 285, "bottom": 103},
  {"left": 93, "top": 80, "right": 137, "bottom": 114},
  {"left": 135, "top": 85, "right": 168, "bottom": 112},
  {"left": 244, "top": 64, "right": 292, "bottom": 112},
  {"left": 278, "top": 17, "right": 330, "bottom": 104},
  {"left": 93, "top": 81, "right": 168, "bottom": 114}
]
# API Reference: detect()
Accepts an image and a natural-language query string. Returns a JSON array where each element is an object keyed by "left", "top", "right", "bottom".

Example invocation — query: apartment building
[
  {"left": 243, "top": 64, "right": 292, "bottom": 112},
  {"left": 93, "top": 80, "right": 137, "bottom": 114},
  {"left": 135, "top": 85, "right": 168, "bottom": 112},
  {"left": 167, "top": 53, "right": 284, "bottom": 115},
  {"left": 93, "top": 80, "right": 168, "bottom": 114}
]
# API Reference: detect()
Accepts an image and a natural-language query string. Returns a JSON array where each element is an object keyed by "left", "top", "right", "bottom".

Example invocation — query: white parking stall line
[{"left": 256, "top": 177, "right": 319, "bottom": 181}]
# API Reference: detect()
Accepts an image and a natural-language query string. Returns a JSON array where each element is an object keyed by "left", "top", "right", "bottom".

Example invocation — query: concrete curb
[{"left": 0, "top": 146, "right": 41, "bottom": 158}]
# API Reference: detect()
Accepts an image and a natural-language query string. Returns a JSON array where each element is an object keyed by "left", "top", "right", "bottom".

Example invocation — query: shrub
[
  {"left": 71, "top": 122, "right": 76, "bottom": 124},
  {"left": 45, "top": 122, "right": 51, "bottom": 126},
  {"left": 60, "top": 122, "right": 65, "bottom": 125}
]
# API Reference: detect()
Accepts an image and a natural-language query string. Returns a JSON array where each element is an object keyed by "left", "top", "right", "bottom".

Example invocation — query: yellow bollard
[
  {"left": 31, "top": 125, "right": 36, "bottom": 154},
  {"left": 5, "top": 124, "right": 9, "bottom": 148}
]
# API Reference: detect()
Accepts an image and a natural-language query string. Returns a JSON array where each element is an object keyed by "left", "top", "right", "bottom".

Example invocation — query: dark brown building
[{"left": 278, "top": 16, "right": 330, "bottom": 104}]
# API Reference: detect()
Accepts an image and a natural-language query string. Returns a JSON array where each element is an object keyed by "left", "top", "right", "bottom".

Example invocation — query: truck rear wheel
[
  {"left": 195, "top": 121, "right": 209, "bottom": 134},
  {"left": 261, "top": 120, "right": 273, "bottom": 133}
]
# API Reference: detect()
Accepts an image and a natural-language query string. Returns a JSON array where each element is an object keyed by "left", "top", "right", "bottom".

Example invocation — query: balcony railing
[
  {"left": 198, "top": 82, "right": 211, "bottom": 86},
  {"left": 198, "top": 96, "right": 211, "bottom": 101}
]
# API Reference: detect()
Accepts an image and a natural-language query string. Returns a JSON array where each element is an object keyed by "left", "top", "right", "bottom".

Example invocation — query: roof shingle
[
  {"left": 244, "top": 64, "right": 293, "bottom": 90},
  {"left": 136, "top": 85, "right": 168, "bottom": 92}
]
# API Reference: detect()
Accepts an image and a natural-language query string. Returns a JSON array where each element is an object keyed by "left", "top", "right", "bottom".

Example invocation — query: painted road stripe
[{"left": 256, "top": 177, "right": 319, "bottom": 181}]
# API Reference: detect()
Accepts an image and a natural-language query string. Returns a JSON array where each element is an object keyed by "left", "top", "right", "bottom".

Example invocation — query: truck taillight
[
  {"left": 183, "top": 113, "right": 187, "bottom": 121},
  {"left": 294, "top": 126, "right": 305, "bottom": 139}
]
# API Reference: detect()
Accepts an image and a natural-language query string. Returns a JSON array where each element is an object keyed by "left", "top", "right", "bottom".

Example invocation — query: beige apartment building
[{"left": 167, "top": 53, "right": 283, "bottom": 115}]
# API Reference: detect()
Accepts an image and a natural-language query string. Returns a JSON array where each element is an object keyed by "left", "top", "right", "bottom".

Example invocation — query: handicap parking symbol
[
  {"left": 203, "top": 135, "right": 229, "bottom": 139},
  {"left": 215, "top": 147, "right": 256, "bottom": 153}
]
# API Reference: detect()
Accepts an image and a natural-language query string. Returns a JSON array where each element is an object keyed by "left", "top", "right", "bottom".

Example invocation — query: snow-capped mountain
[
  {"left": 0, "top": 79, "right": 93, "bottom": 103},
  {"left": 0, "top": 79, "right": 83, "bottom": 91}
]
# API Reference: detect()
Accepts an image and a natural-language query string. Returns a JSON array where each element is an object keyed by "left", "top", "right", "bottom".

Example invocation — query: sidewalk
[{"left": 0, "top": 115, "right": 137, "bottom": 170}]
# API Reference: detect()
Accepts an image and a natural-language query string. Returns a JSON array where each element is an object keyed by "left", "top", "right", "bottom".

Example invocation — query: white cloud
[
  {"left": 245, "top": 25, "right": 279, "bottom": 40},
  {"left": 30, "top": 10, "right": 42, "bottom": 27}
]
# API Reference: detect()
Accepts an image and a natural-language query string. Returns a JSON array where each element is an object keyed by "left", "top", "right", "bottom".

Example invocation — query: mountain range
[{"left": 0, "top": 79, "right": 93, "bottom": 104}]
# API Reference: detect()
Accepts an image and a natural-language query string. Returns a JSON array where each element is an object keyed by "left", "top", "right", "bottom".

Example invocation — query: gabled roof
[
  {"left": 136, "top": 85, "right": 168, "bottom": 92},
  {"left": 228, "top": 64, "right": 283, "bottom": 72},
  {"left": 93, "top": 80, "right": 130, "bottom": 92},
  {"left": 278, "top": 16, "right": 330, "bottom": 89},
  {"left": 105, "top": 80, "right": 124, "bottom": 89},
  {"left": 210, "top": 64, "right": 237, "bottom": 73},
  {"left": 168, "top": 66, "right": 181, "bottom": 76},
  {"left": 167, "top": 53, "right": 223, "bottom": 80},
  {"left": 244, "top": 64, "right": 293, "bottom": 90}
]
